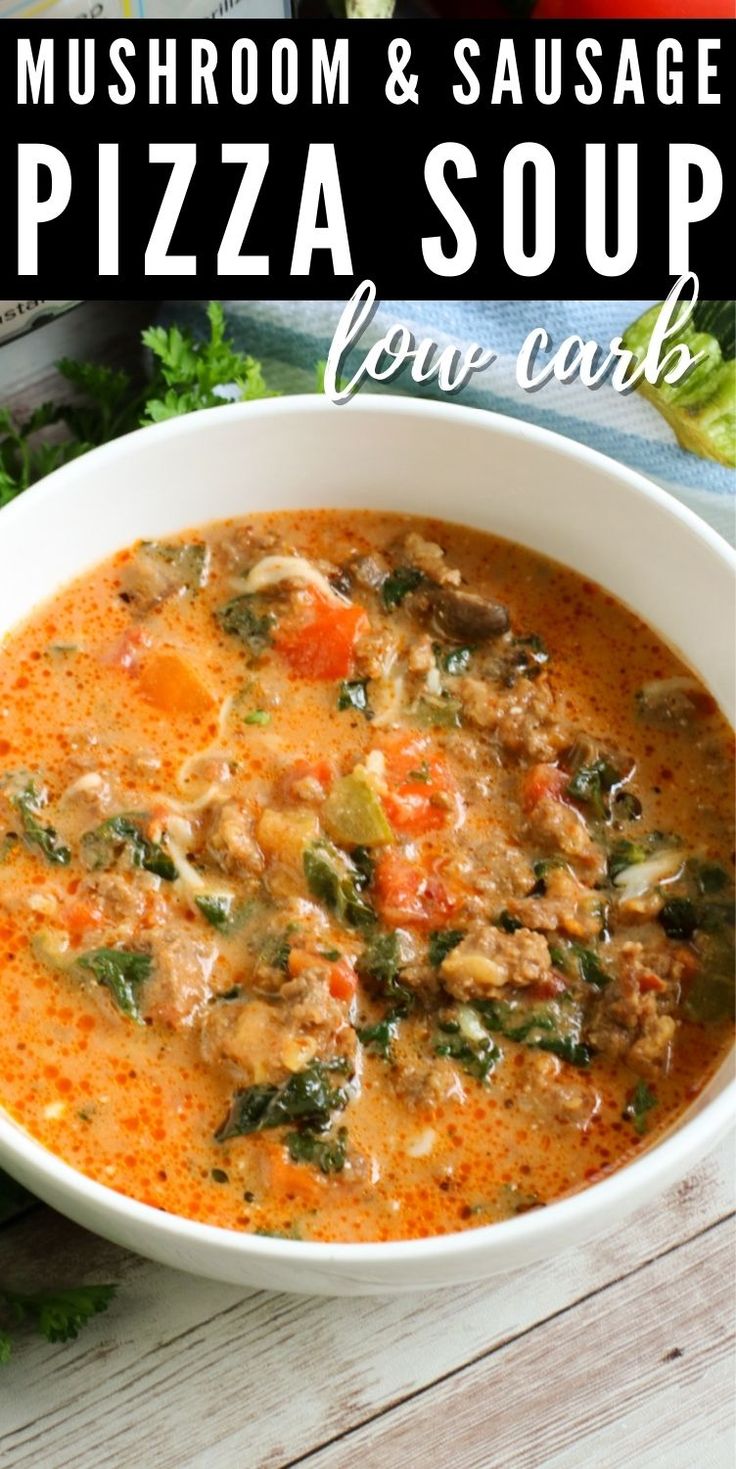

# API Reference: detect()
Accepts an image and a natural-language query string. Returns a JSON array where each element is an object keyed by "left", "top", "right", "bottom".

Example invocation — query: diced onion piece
[
  {"left": 406, "top": 1127, "right": 437, "bottom": 1159},
  {"left": 457, "top": 1004, "right": 489, "bottom": 1045},
  {"left": 614, "top": 850, "right": 683, "bottom": 902},
  {"left": 234, "top": 556, "right": 349, "bottom": 607},
  {"left": 425, "top": 665, "right": 443, "bottom": 697}
]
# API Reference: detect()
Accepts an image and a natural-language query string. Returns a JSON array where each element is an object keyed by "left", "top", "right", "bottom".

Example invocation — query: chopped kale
[
  {"left": 195, "top": 894, "right": 236, "bottom": 932},
  {"left": 216, "top": 594, "right": 276, "bottom": 657},
  {"left": 441, "top": 645, "right": 474, "bottom": 676},
  {"left": 215, "top": 1060, "right": 350, "bottom": 1141},
  {"left": 607, "top": 839, "right": 649, "bottom": 882},
  {"left": 259, "top": 932, "right": 292, "bottom": 973},
  {"left": 495, "top": 910, "right": 523, "bottom": 934},
  {"left": 82, "top": 813, "right": 177, "bottom": 882},
  {"left": 659, "top": 898, "right": 699, "bottom": 941},
  {"left": 357, "top": 930, "right": 413, "bottom": 1013},
  {"left": 356, "top": 1014, "right": 400, "bottom": 1059},
  {"left": 337, "top": 679, "right": 372, "bottom": 719},
  {"left": 570, "top": 944, "right": 611, "bottom": 989},
  {"left": 139, "top": 540, "right": 209, "bottom": 592},
  {"left": 566, "top": 758, "right": 624, "bottom": 822},
  {"left": 428, "top": 928, "right": 465, "bottom": 967},
  {"left": 685, "top": 933, "right": 735, "bottom": 1022},
  {"left": 381, "top": 565, "right": 425, "bottom": 609},
  {"left": 76, "top": 948, "right": 151, "bottom": 1022},
  {"left": 351, "top": 845, "right": 375, "bottom": 890},
  {"left": 13, "top": 781, "right": 70, "bottom": 866},
  {"left": 304, "top": 840, "right": 376, "bottom": 930},
  {"left": 528, "top": 857, "right": 566, "bottom": 897},
  {"left": 286, "top": 1126, "right": 348, "bottom": 1174},
  {"left": 688, "top": 860, "right": 729, "bottom": 896},
  {"left": 475, "top": 996, "right": 591, "bottom": 1068},
  {"left": 623, "top": 1079, "right": 657, "bottom": 1135},
  {"left": 435, "top": 1021, "right": 499, "bottom": 1082}
]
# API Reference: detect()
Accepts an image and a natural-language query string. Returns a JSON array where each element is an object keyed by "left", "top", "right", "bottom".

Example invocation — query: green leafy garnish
[
  {"left": 0, "top": 302, "right": 276, "bottom": 507},
  {"left": 285, "top": 1126, "right": 348, "bottom": 1174},
  {"left": 304, "top": 841, "right": 376, "bottom": 930},
  {"left": 356, "top": 1015, "right": 400, "bottom": 1059},
  {"left": 0, "top": 1284, "right": 116, "bottom": 1360},
  {"left": 82, "top": 813, "right": 177, "bottom": 882},
  {"left": 381, "top": 566, "right": 425, "bottom": 609},
  {"left": 215, "top": 1060, "right": 350, "bottom": 1141},
  {"left": 569, "top": 944, "right": 611, "bottom": 989},
  {"left": 12, "top": 781, "right": 70, "bottom": 866},
  {"left": 623, "top": 1080, "right": 657, "bottom": 1135},
  {"left": 622, "top": 299, "right": 735, "bottom": 467},
  {"left": 495, "top": 910, "right": 523, "bottom": 934},
  {"left": 139, "top": 540, "right": 209, "bottom": 592},
  {"left": 428, "top": 929, "right": 465, "bottom": 967},
  {"left": 357, "top": 930, "right": 412, "bottom": 1011},
  {"left": 195, "top": 893, "right": 236, "bottom": 933},
  {"left": 337, "top": 679, "right": 372, "bottom": 719},
  {"left": 77, "top": 948, "right": 152, "bottom": 1021},
  {"left": 216, "top": 595, "right": 276, "bottom": 658},
  {"left": 566, "top": 759, "right": 623, "bottom": 822},
  {"left": 476, "top": 996, "right": 591, "bottom": 1068},
  {"left": 441, "top": 645, "right": 474, "bottom": 675},
  {"left": 658, "top": 898, "right": 699, "bottom": 941},
  {"left": 434, "top": 1020, "right": 499, "bottom": 1082}
]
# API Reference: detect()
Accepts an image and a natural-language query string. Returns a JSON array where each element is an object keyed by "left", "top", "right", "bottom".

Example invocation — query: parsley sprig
[{"left": 0, "top": 303, "right": 276, "bottom": 508}]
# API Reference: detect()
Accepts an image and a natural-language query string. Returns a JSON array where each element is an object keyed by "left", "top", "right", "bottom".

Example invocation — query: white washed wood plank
[
  {"left": 0, "top": 1138, "right": 732, "bottom": 1469},
  {"left": 305, "top": 1220, "right": 735, "bottom": 1469}
]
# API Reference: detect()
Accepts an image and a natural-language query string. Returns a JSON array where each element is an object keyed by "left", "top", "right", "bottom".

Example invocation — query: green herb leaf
[
  {"left": 216, "top": 595, "right": 276, "bottom": 657},
  {"left": 337, "top": 679, "right": 372, "bottom": 719},
  {"left": 285, "top": 1126, "right": 348, "bottom": 1174},
  {"left": 82, "top": 813, "right": 177, "bottom": 882},
  {"left": 356, "top": 1015, "right": 400, "bottom": 1059},
  {"left": 215, "top": 1060, "right": 350, "bottom": 1141},
  {"left": 0, "top": 1284, "right": 116, "bottom": 1351},
  {"left": 195, "top": 893, "right": 236, "bottom": 933},
  {"left": 304, "top": 841, "right": 376, "bottom": 930},
  {"left": 570, "top": 944, "right": 611, "bottom": 989},
  {"left": 435, "top": 1022, "right": 499, "bottom": 1082},
  {"left": 441, "top": 645, "right": 474, "bottom": 675},
  {"left": 428, "top": 929, "right": 465, "bottom": 967},
  {"left": 12, "top": 781, "right": 70, "bottom": 866},
  {"left": 381, "top": 566, "right": 425, "bottom": 610},
  {"left": 623, "top": 1079, "right": 657, "bottom": 1135},
  {"left": 566, "top": 759, "right": 623, "bottom": 822},
  {"left": 77, "top": 948, "right": 152, "bottom": 1021},
  {"left": 476, "top": 996, "right": 591, "bottom": 1068}
]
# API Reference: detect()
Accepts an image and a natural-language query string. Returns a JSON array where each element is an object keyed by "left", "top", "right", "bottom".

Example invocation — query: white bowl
[{"left": 0, "top": 396, "right": 733, "bottom": 1295}]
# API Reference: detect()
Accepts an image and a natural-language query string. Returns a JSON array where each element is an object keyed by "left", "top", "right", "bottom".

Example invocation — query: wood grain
[
  {"left": 304, "top": 1220, "right": 735, "bottom": 1469},
  {"left": 0, "top": 1138, "right": 732, "bottom": 1469}
]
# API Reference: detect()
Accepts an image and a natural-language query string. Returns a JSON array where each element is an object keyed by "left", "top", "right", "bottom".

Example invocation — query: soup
[{"left": 0, "top": 511, "right": 733, "bottom": 1242}]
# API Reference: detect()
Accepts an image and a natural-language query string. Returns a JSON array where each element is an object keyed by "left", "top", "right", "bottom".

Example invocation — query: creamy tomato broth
[{"left": 0, "top": 512, "right": 733, "bottom": 1243}]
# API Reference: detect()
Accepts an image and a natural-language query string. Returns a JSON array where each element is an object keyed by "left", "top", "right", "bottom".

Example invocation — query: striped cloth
[{"left": 161, "top": 298, "right": 736, "bottom": 544}]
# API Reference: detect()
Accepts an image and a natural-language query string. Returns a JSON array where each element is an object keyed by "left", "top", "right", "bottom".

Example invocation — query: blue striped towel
[{"left": 161, "top": 297, "right": 735, "bottom": 545}]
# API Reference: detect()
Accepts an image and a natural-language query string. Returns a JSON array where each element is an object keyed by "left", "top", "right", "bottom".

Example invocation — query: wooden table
[{"left": 1, "top": 303, "right": 734, "bottom": 1469}]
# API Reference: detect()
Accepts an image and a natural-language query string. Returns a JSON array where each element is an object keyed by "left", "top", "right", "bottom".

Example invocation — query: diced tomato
[
  {"left": 376, "top": 731, "right": 459, "bottom": 837},
  {"left": 521, "top": 763, "right": 568, "bottom": 813},
  {"left": 529, "top": 970, "right": 569, "bottom": 1001},
  {"left": 276, "top": 596, "right": 368, "bottom": 681},
  {"left": 374, "top": 849, "right": 457, "bottom": 930},
  {"left": 327, "top": 959, "right": 358, "bottom": 1002},
  {"left": 64, "top": 899, "right": 102, "bottom": 944},
  {"left": 639, "top": 971, "right": 667, "bottom": 995},
  {"left": 278, "top": 758, "right": 335, "bottom": 803},
  {"left": 287, "top": 947, "right": 356, "bottom": 1002}
]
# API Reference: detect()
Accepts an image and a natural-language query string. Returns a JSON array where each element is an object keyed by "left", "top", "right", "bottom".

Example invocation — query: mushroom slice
[{"left": 430, "top": 586, "right": 509, "bottom": 643}]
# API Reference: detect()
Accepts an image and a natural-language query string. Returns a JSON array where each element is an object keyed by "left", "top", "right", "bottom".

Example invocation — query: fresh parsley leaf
[
  {"left": 0, "top": 1284, "right": 116, "bottom": 1358},
  {"left": 77, "top": 948, "right": 151, "bottom": 1022},
  {"left": 13, "top": 781, "right": 70, "bottom": 866}
]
